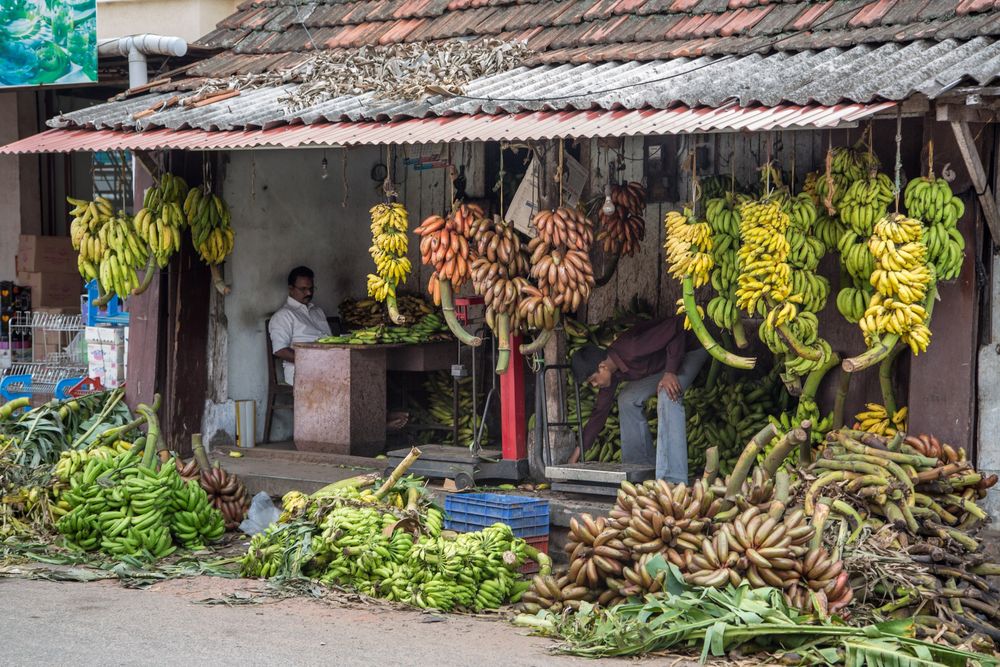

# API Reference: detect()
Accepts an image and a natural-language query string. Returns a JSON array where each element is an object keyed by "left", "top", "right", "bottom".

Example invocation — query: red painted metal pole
[{"left": 500, "top": 334, "right": 527, "bottom": 461}]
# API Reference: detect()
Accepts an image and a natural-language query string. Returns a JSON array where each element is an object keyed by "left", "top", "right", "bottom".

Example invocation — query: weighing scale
[{"left": 385, "top": 295, "right": 528, "bottom": 488}]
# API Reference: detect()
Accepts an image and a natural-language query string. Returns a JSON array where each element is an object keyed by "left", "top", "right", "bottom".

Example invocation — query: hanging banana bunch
[
  {"left": 133, "top": 172, "right": 188, "bottom": 270},
  {"left": 813, "top": 142, "right": 880, "bottom": 214},
  {"left": 904, "top": 175, "right": 965, "bottom": 281},
  {"left": 367, "top": 202, "right": 411, "bottom": 324},
  {"left": 414, "top": 202, "right": 484, "bottom": 346},
  {"left": 185, "top": 185, "right": 235, "bottom": 295},
  {"left": 784, "top": 193, "right": 830, "bottom": 315},
  {"left": 858, "top": 213, "right": 934, "bottom": 355},
  {"left": 704, "top": 194, "right": 744, "bottom": 344},
  {"left": 596, "top": 182, "right": 646, "bottom": 257},
  {"left": 68, "top": 196, "right": 149, "bottom": 300},
  {"left": 664, "top": 208, "right": 713, "bottom": 288}
]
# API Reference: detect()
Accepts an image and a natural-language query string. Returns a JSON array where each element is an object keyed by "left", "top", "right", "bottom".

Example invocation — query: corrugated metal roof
[
  {"left": 47, "top": 38, "right": 1000, "bottom": 133},
  {"left": 4, "top": 103, "right": 894, "bottom": 154}
]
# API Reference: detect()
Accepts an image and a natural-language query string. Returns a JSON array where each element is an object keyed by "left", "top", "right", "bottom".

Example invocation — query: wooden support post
[{"left": 949, "top": 120, "right": 1000, "bottom": 243}]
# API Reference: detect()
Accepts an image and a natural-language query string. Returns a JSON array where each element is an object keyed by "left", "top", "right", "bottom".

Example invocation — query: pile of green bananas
[
  {"left": 687, "top": 368, "right": 786, "bottom": 475},
  {"left": 412, "top": 371, "right": 486, "bottom": 446},
  {"left": 316, "top": 312, "right": 449, "bottom": 346},
  {"left": 904, "top": 176, "right": 965, "bottom": 280},
  {"left": 563, "top": 298, "right": 653, "bottom": 358},
  {"left": 569, "top": 380, "right": 624, "bottom": 464},
  {"left": 55, "top": 448, "right": 224, "bottom": 558},
  {"left": 241, "top": 484, "right": 533, "bottom": 612},
  {"left": 185, "top": 186, "right": 235, "bottom": 266},
  {"left": 69, "top": 196, "right": 150, "bottom": 299},
  {"left": 134, "top": 172, "right": 188, "bottom": 269},
  {"left": 767, "top": 395, "right": 832, "bottom": 457}
]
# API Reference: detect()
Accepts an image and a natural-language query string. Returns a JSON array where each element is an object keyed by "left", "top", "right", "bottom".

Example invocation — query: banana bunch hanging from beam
[
  {"left": 735, "top": 199, "right": 790, "bottom": 316},
  {"left": 664, "top": 208, "right": 713, "bottom": 287},
  {"left": 783, "top": 193, "right": 830, "bottom": 314},
  {"left": 367, "top": 202, "right": 411, "bottom": 323},
  {"left": 813, "top": 143, "right": 880, "bottom": 215},
  {"left": 414, "top": 203, "right": 482, "bottom": 305},
  {"left": 904, "top": 176, "right": 965, "bottom": 281},
  {"left": 470, "top": 216, "right": 529, "bottom": 331},
  {"left": 68, "top": 196, "right": 149, "bottom": 299},
  {"left": 858, "top": 213, "right": 934, "bottom": 354},
  {"left": 705, "top": 195, "right": 742, "bottom": 331},
  {"left": 133, "top": 172, "right": 188, "bottom": 269},
  {"left": 185, "top": 186, "right": 235, "bottom": 265}
]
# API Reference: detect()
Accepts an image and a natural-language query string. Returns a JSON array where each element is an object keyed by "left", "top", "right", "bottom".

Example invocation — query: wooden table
[{"left": 292, "top": 340, "right": 453, "bottom": 456}]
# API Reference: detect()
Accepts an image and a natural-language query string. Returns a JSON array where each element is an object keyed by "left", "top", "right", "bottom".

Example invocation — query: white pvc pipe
[{"left": 97, "top": 34, "right": 188, "bottom": 87}]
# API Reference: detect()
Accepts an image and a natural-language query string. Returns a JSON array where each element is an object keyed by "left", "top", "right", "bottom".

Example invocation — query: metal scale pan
[{"left": 544, "top": 462, "right": 655, "bottom": 497}]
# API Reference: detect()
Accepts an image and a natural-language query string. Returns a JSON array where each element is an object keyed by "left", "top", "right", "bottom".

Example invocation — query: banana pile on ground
[
  {"left": 339, "top": 293, "right": 435, "bottom": 328},
  {"left": 317, "top": 312, "right": 449, "bottom": 346},
  {"left": 185, "top": 185, "right": 234, "bottom": 266},
  {"left": 134, "top": 172, "right": 188, "bottom": 269},
  {"left": 904, "top": 175, "right": 965, "bottom": 281},
  {"left": 470, "top": 216, "right": 529, "bottom": 331},
  {"left": 858, "top": 213, "right": 934, "bottom": 354},
  {"left": 415, "top": 202, "right": 482, "bottom": 305},
  {"left": 704, "top": 194, "right": 743, "bottom": 339},
  {"left": 241, "top": 470, "right": 546, "bottom": 612},
  {"left": 525, "top": 207, "right": 596, "bottom": 317},
  {"left": 523, "top": 454, "right": 852, "bottom": 616},
  {"left": 687, "top": 369, "right": 786, "bottom": 475},
  {"left": 69, "top": 196, "right": 150, "bottom": 299},
  {"left": 54, "top": 445, "right": 225, "bottom": 558},
  {"left": 175, "top": 458, "right": 251, "bottom": 531},
  {"left": 568, "top": 380, "right": 624, "bottom": 464},
  {"left": 664, "top": 208, "right": 713, "bottom": 288},
  {"left": 596, "top": 182, "right": 646, "bottom": 257},
  {"left": 853, "top": 402, "right": 908, "bottom": 436},
  {"left": 412, "top": 371, "right": 485, "bottom": 446},
  {"left": 366, "top": 202, "right": 411, "bottom": 323}
]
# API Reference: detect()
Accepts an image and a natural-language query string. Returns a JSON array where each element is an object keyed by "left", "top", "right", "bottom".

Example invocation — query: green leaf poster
[{"left": 0, "top": 0, "right": 97, "bottom": 87}]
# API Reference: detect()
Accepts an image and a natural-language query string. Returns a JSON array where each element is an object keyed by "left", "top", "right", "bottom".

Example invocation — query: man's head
[
  {"left": 287, "top": 266, "right": 315, "bottom": 305},
  {"left": 571, "top": 344, "right": 615, "bottom": 389}
]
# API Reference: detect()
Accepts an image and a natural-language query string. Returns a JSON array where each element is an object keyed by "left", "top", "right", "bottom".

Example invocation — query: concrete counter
[{"left": 292, "top": 340, "right": 454, "bottom": 456}]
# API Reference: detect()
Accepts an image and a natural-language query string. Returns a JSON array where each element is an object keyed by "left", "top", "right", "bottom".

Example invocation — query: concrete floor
[{"left": 0, "top": 576, "right": 686, "bottom": 666}]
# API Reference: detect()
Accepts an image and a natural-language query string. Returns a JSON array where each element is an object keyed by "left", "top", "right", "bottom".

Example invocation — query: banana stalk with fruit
[{"left": 367, "top": 201, "right": 412, "bottom": 325}]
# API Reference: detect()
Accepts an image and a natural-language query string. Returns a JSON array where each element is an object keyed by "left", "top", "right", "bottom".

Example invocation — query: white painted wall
[
  {"left": 0, "top": 94, "right": 23, "bottom": 282},
  {"left": 97, "top": 0, "right": 239, "bottom": 43}
]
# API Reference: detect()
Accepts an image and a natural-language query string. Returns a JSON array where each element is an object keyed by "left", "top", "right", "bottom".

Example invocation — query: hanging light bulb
[
  {"left": 601, "top": 182, "right": 615, "bottom": 216},
  {"left": 320, "top": 156, "right": 328, "bottom": 180}
]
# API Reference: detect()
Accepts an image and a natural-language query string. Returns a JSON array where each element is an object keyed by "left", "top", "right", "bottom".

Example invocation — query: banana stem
[
  {"left": 92, "top": 280, "right": 114, "bottom": 307},
  {"left": 879, "top": 343, "right": 905, "bottom": 417},
  {"left": 0, "top": 397, "right": 30, "bottom": 419},
  {"left": 682, "top": 276, "right": 756, "bottom": 370},
  {"left": 387, "top": 291, "right": 407, "bottom": 325},
  {"left": 725, "top": 423, "right": 778, "bottom": 500},
  {"left": 495, "top": 314, "right": 511, "bottom": 374},
  {"left": 374, "top": 446, "right": 422, "bottom": 499},
  {"left": 844, "top": 281, "right": 938, "bottom": 372},
  {"left": 832, "top": 368, "right": 852, "bottom": 428},
  {"left": 439, "top": 278, "right": 482, "bottom": 347},
  {"left": 593, "top": 253, "right": 620, "bottom": 288},
  {"left": 702, "top": 446, "right": 720, "bottom": 483},
  {"left": 705, "top": 358, "right": 722, "bottom": 391},
  {"left": 311, "top": 472, "right": 380, "bottom": 498},
  {"left": 210, "top": 264, "right": 231, "bottom": 296},
  {"left": 776, "top": 324, "right": 822, "bottom": 361},
  {"left": 761, "top": 427, "right": 808, "bottom": 477},
  {"left": 520, "top": 311, "right": 559, "bottom": 355},
  {"left": 523, "top": 544, "right": 552, "bottom": 576},
  {"left": 192, "top": 433, "right": 212, "bottom": 473},
  {"left": 801, "top": 353, "right": 840, "bottom": 401},
  {"left": 732, "top": 318, "right": 749, "bottom": 349},
  {"left": 132, "top": 254, "right": 157, "bottom": 296}
]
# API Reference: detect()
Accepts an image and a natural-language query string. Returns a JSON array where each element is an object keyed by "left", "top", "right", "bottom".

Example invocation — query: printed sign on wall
[{"left": 1, "top": 0, "right": 97, "bottom": 87}]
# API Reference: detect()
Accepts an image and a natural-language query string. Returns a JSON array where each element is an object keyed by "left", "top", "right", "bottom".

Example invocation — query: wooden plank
[
  {"left": 949, "top": 120, "right": 1000, "bottom": 243},
  {"left": 124, "top": 272, "right": 162, "bottom": 413}
]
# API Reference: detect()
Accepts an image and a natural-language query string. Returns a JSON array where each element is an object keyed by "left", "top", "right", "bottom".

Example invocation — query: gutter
[{"left": 97, "top": 34, "right": 188, "bottom": 88}]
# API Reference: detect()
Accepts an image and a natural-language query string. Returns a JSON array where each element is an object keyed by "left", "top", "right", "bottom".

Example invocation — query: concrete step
[{"left": 212, "top": 453, "right": 376, "bottom": 497}]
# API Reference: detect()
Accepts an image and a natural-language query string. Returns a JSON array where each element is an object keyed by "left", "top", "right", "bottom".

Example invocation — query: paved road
[{"left": 0, "top": 576, "right": 673, "bottom": 667}]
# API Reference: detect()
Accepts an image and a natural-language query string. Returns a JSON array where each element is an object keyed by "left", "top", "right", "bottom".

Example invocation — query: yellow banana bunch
[
  {"left": 735, "top": 199, "right": 790, "bottom": 316},
  {"left": 68, "top": 196, "right": 148, "bottom": 299},
  {"left": 664, "top": 208, "right": 713, "bottom": 287},
  {"left": 133, "top": 173, "right": 190, "bottom": 269},
  {"left": 675, "top": 298, "right": 705, "bottom": 330},
  {"left": 186, "top": 186, "right": 235, "bottom": 265},
  {"left": 367, "top": 202, "right": 411, "bottom": 304},
  {"left": 859, "top": 213, "right": 934, "bottom": 354},
  {"left": 854, "top": 402, "right": 908, "bottom": 436}
]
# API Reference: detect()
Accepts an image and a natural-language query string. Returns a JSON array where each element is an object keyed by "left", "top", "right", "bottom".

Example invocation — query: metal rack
[{"left": 1, "top": 311, "right": 88, "bottom": 398}]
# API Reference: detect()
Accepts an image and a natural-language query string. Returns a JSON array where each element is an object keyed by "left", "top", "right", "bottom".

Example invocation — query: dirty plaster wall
[{"left": 202, "top": 144, "right": 482, "bottom": 446}]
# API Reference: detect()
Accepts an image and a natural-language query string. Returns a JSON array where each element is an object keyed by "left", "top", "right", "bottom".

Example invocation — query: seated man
[
  {"left": 268, "top": 266, "right": 331, "bottom": 385},
  {"left": 570, "top": 315, "right": 709, "bottom": 483}
]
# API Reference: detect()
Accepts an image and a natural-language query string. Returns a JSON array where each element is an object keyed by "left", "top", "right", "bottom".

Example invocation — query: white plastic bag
[{"left": 239, "top": 491, "right": 281, "bottom": 535}]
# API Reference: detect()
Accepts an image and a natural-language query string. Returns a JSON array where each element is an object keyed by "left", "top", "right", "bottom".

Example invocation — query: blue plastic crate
[{"left": 444, "top": 493, "right": 549, "bottom": 538}]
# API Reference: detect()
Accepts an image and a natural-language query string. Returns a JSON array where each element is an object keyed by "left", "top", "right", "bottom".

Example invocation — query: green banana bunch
[
  {"left": 705, "top": 195, "right": 742, "bottom": 333},
  {"left": 68, "top": 196, "right": 149, "bottom": 299},
  {"left": 813, "top": 143, "right": 881, "bottom": 213},
  {"left": 412, "top": 371, "right": 487, "bottom": 447},
  {"left": 133, "top": 172, "right": 189, "bottom": 269},
  {"left": 904, "top": 176, "right": 965, "bottom": 281},
  {"left": 837, "top": 173, "right": 894, "bottom": 236},
  {"left": 317, "top": 312, "right": 449, "bottom": 345},
  {"left": 185, "top": 185, "right": 235, "bottom": 265}
]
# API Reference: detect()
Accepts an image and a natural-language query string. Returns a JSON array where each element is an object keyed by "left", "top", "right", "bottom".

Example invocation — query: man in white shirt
[{"left": 268, "top": 266, "right": 331, "bottom": 385}]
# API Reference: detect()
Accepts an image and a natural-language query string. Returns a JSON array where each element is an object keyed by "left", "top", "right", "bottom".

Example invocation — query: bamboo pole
[{"left": 374, "top": 446, "right": 422, "bottom": 499}]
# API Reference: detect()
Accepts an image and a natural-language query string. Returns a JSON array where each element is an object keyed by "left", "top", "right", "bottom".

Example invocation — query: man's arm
[
  {"left": 580, "top": 383, "right": 617, "bottom": 454},
  {"left": 269, "top": 312, "right": 295, "bottom": 363},
  {"left": 658, "top": 318, "right": 687, "bottom": 401}
]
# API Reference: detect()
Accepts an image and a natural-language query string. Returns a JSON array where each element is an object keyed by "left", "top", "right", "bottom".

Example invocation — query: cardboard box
[
  {"left": 15, "top": 271, "right": 83, "bottom": 308},
  {"left": 509, "top": 153, "right": 589, "bottom": 237},
  {"left": 17, "top": 235, "right": 77, "bottom": 274},
  {"left": 85, "top": 325, "right": 128, "bottom": 389}
]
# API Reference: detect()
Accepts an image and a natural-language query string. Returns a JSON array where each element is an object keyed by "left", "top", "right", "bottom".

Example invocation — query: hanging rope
[
  {"left": 690, "top": 142, "right": 699, "bottom": 216},
  {"left": 341, "top": 148, "right": 348, "bottom": 209},
  {"left": 382, "top": 144, "right": 397, "bottom": 202},
  {"left": 893, "top": 105, "right": 903, "bottom": 213},
  {"left": 499, "top": 144, "right": 505, "bottom": 220},
  {"left": 927, "top": 139, "right": 935, "bottom": 180},
  {"left": 790, "top": 133, "right": 796, "bottom": 196},
  {"left": 557, "top": 139, "right": 565, "bottom": 209}
]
